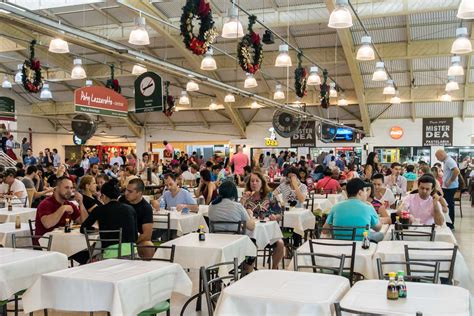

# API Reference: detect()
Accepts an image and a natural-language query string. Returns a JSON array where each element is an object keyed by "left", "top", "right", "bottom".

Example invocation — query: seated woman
[
  {"left": 315, "top": 167, "right": 341, "bottom": 194},
  {"left": 299, "top": 168, "right": 314, "bottom": 191},
  {"left": 79, "top": 175, "right": 102, "bottom": 213},
  {"left": 195, "top": 169, "right": 217, "bottom": 205},
  {"left": 366, "top": 183, "right": 391, "bottom": 225},
  {"left": 240, "top": 172, "right": 285, "bottom": 270}
]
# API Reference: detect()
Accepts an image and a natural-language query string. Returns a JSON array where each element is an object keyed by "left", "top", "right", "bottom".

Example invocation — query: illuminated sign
[{"left": 390, "top": 126, "right": 404, "bottom": 139}]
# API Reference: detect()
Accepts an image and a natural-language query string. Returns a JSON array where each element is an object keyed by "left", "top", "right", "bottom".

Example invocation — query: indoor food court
[{"left": 0, "top": 0, "right": 473, "bottom": 315}]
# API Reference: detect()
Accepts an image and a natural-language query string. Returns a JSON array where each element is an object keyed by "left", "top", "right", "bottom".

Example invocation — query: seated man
[
  {"left": 385, "top": 162, "right": 407, "bottom": 196},
  {"left": 162, "top": 173, "right": 198, "bottom": 212},
  {"left": 181, "top": 164, "right": 197, "bottom": 187},
  {"left": 1, "top": 168, "right": 28, "bottom": 204},
  {"left": 324, "top": 178, "right": 382, "bottom": 241},
  {"left": 35, "top": 176, "right": 88, "bottom": 239},
  {"left": 315, "top": 167, "right": 341, "bottom": 194},
  {"left": 397, "top": 175, "right": 445, "bottom": 226},
  {"left": 119, "top": 178, "right": 154, "bottom": 258},
  {"left": 273, "top": 166, "right": 308, "bottom": 207}
]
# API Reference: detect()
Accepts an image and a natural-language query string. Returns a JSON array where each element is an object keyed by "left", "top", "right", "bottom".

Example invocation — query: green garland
[
  {"left": 180, "top": 0, "right": 217, "bottom": 56},
  {"left": 163, "top": 81, "right": 175, "bottom": 117},
  {"left": 320, "top": 69, "right": 330, "bottom": 109},
  {"left": 237, "top": 15, "right": 263, "bottom": 74},
  {"left": 294, "top": 52, "right": 307, "bottom": 98},
  {"left": 22, "top": 40, "right": 43, "bottom": 93}
]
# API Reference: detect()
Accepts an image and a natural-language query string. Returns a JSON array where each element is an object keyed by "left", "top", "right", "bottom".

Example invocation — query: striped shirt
[{"left": 275, "top": 180, "right": 308, "bottom": 207}]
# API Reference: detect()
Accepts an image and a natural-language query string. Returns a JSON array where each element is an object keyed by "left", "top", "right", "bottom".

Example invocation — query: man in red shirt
[
  {"left": 35, "top": 176, "right": 88, "bottom": 238},
  {"left": 315, "top": 168, "right": 341, "bottom": 194},
  {"left": 230, "top": 146, "right": 249, "bottom": 176}
]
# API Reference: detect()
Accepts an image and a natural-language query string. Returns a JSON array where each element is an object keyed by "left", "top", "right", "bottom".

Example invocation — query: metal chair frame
[{"left": 376, "top": 258, "right": 440, "bottom": 284}]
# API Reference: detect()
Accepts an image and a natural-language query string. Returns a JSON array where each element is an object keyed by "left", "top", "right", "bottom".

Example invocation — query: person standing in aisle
[
  {"left": 52, "top": 148, "right": 61, "bottom": 167},
  {"left": 435, "top": 149, "right": 460, "bottom": 230},
  {"left": 20, "top": 137, "right": 29, "bottom": 162},
  {"left": 230, "top": 146, "right": 249, "bottom": 176}
]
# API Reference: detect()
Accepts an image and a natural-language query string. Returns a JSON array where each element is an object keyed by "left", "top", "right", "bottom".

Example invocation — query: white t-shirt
[
  {"left": 110, "top": 156, "right": 123, "bottom": 167},
  {"left": 140, "top": 172, "right": 160, "bottom": 185},
  {"left": 182, "top": 171, "right": 196, "bottom": 181},
  {"left": 377, "top": 188, "right": 396, "bottom": 207},
  {"left": 3, "top": 179, "right": 28, "bottom": 205}
]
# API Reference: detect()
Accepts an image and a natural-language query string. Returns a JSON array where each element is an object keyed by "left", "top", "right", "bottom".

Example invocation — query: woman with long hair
[
  {"left": 195, "top": 169, "right": 217, "bottom": 205},
  {"left": 78, "top": 175, "right": 102, "bottom": 213},
  {"left": 364, "top": 152, "right": 380, "bottom": 180}
]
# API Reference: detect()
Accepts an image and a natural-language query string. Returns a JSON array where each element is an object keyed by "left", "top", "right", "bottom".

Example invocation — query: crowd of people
[{"left": 0, "top": 141, "right": 470, "bottom": 266}]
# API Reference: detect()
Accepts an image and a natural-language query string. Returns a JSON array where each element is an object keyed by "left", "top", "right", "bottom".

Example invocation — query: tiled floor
[{"left": 24, "top": 197, "right": 474, "bottom": 315}]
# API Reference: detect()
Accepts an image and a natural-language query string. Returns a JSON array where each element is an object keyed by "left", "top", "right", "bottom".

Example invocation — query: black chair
[
  {"left": 209, "top": 221, "right": 246, "bottom": 235},
  {"left": 12, "top": 234, "right": 52, "bottom": 251},
  {"left": 293, "top": 250, "right": 345, "bottom": 275},
  {"left": 27, "top": 219, "right": 35, "bottom": 236},
  {"left": 131, "top": 243, "right": 175, "bottom": 262},
  {"left": 280, "top": 207, "right": 295, "bottom": 265},
  {"left": 152, "top": 213, "right": 172, "bottom": 245},
  {"left": 305, "top": 191, "right": 315, "bottom": 212},
  {"left": 334, "top": 302, "right": 386, "bottom": 316},
  {"left": 376, "top": 258, "right": 440, "bottom": 283},
  {"left": 315, "top": 225, "right": 357, "bottom": 240},
  {"left": 391, "top": 224, "right": 436, "bottom": 241},
  {"left": 404, "top": 245, "right": 458, "bottom": 285},
  {"left": 84, "top": 229, "right": 126, "bottom": 261}
]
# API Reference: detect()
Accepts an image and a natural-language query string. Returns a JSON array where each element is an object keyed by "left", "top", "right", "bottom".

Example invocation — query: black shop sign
[
  {"left": 422, "top": 118, "right": 453, "bottom": 146},
  {"left": 291, "top": 121, "right": 316, "bottom": 147}
]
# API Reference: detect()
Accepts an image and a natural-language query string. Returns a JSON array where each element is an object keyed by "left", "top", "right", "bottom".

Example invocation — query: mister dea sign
[{"left": 422, "top": 118, "right": 453, "bottom": 146}]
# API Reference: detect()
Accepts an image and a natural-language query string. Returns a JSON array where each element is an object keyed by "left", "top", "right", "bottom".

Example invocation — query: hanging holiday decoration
[
  {"left": 238, "top": 15, "right": 263, "bottom": 74},
  {"left": 105, "top": 64, "right": 121, "bottom": 93},
  {"left": 180, "top": 0, "right": 217, "bottom": 56},
  {"left": 163, "top": 81, "right": 175, "bottom": 117},
  {"left": 22, "top": 40, "right": 43, "bottom": 93},
  {"left": 320, "top": 69, "right": 330, "bottom": 109},
  {"left": 294, "top": 52, "right": 307, "bottom": 98}
]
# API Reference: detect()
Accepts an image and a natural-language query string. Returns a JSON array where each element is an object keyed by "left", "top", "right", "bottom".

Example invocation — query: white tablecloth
[
  {"left": 215, "top": 270, "right": 350, "bottom": 316},
  {"left": 247, "top": 220, "right": 283, "bottom": 249},
  {"left": 283, "top": 208, "right": 315, "bottom": 236},
  {"left": 153, "top": 210, "right": 208, "bottom": 236},
  {"left": 155, "top": 233, "right": 256, "bottom": 275},
  {"left": 41, "top": 228, "right": 88, "bottom": 257},
  {"left": 311, "top": 198, "right": 333, "bottom": 214},
  {"left": 22, "top": 259, "right": 192, "bottom": 316},
  {"left": 340, "top": 280, "right": 470, "bottom": 316},
  {"left": 383, "top": 224, "right": 457, "bottom": 244},
  {"left": 314, "top": 194, "right": 345, "bottom": 205},
  {"left": 198, "top": 205, "right": 209, "bottom": 217},
  {"left": 374, "top": 241, "right": 473, "bottom": 292},
  {"left": 292, "top": 239, "right": 378, "bottom": 279},
  {"left": 0, "top": 207, "right": 36, "bottom": 224},
  {"left": 0, "top": 248, "right": 68, "bottom": 300},
  {"left": 0, "top": 222, "right": 31, "bottom": 247}
]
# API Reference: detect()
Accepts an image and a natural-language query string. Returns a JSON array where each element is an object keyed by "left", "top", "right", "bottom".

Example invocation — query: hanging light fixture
[
  {"left": 307, "top": 66, "right": 321, "bottom": 86},
  {"left": 356, "top": 36, "right": 375, "bottom": 61},
  {"left": 48, "top": 37, "right": 69, "bottom": 54},
  {"left": 337, "top": 95, "right": 348, "bottom": 106},
  {"left": 273, "top": 84, "right": 285, "bottom": 100},
  {"left": 200, "top": 48, "right": 217, "bottom": 71},
  {"left": 328, "top": 0, "right": 353, "bottom": 29},
  {"left": 71, "top": 58, "right": 86, "bottom": 79},
  {"left": 448, "top": 56, "right": 464, "bottom": 76},
  {"left": 224, "top": 93, "right": 235, "bottom": 103},
  {"left": 186, "top": 80, "right": 199, "bottom": 92},
  {"left": 40, "top": 83, "right": 52, "bottom": 99},
  {"left": 383, "top": 80, "right": 396, "bottom": 95},
  {"left": 390, "top": 91, "right": 401, "bottom": 104},
  {"left": 132, "top": 64, "right": 147, "bottom": 75},
  {"left": 445, "top": 76, "right": 459, "bottom": 91},
  {"left": 372, "top": 61, "right": 388, "bottom": 81},
  {"left": 85, "top": 80, "right": 93, "bottom": 87},
  {"left": 209, "top": 99, "right": 218, "bottom": 110},
  {"left": 440, "top": 92, "right": 452, "bottom": 102},
  {"left": 457, "top": 0, "right": 474, "bottom": 19},
  {"left": 1, "top": 75, "right": 12, "bottom": 89},
  {"left": 244, "top": 73, "right": 258, "bottom": 88},
  {"left": 251, "top": 101, "right": 261, "bottom": 109},
  {"left": 451, "top": 27, "right": 472, "bottom": 54},
  {"left": 329, "top": 82, "right": 338, "bottom": 98},
  {"left": 179, "top": 91, "right": 190, "bottom": 105},
  {"left": 221, "top": 6, "right": 244, "bottom": 38},
  {"left": 129, "top": 16, "right": 150, "bottom": 46},
  {"left": 275, "top": 44, "right": 292, "bottom": 67},
  {"left": 14, "top": 64, "right": 23, "bottom": 84}
]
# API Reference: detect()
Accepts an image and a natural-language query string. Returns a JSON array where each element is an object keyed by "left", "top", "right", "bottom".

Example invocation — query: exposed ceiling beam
[
  {"left": 406, "top": 12, "right": 416, "bottom": 122},
  {"left": 325, "top": 0, "right": 371, "bottom": 134},
  {"left": 164, "top": 114, "right": 176, "bottom": 129},
  {"left": 89, "top": 4, "right": 123, "bottom": 27},
  {"left": 196, "top": 110, "right": 210, "bottom": 129}
]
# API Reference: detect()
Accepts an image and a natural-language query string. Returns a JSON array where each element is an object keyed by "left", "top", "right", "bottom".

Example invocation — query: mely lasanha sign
[{"left": 74, "top": 87, "right": 128, "bottom": 118}]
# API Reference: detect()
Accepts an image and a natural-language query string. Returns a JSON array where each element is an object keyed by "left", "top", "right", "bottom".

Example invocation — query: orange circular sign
[{"left": 390, "top": 126, "right": 404, "bottom": 139}]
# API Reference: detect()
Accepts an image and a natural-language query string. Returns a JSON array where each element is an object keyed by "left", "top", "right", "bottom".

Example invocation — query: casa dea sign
[
  {"left": 74, "top": 86, "right": 128, "bottom": 118},
  {"left": 422, "top": 118, "right": 453, "bottom": 146}
]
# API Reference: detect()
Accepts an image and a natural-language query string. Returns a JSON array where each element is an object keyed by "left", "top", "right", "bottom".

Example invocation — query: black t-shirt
[
  {"left": 80, "top": 200, "right": 137, "bottom": 248},
  {"left": 119, "top": 196, "right": 153, "bottom": 234},
  {"left": 83, "top": 195, "right": 102, "bottom": 212}
]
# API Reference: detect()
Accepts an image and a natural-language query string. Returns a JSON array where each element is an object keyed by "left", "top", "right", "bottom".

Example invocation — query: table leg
[{"left": 196, "top": 273, "right": 202, "bottom": 311}]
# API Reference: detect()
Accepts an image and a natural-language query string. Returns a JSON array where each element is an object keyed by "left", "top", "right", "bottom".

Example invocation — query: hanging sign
[
  {"left": 0, "top": 97, "right": 15, "bottom": 121},
  {"left": 389, "top": 126, "right": 404, "bottom": 139},
  {"left": 264, "top": 127, "right": 278, "bottom": 146},
  {"left": 422, "top": 118, "right": 453, "bottom": 146},
  {"left": 134, "top": 72, "right": 163, "bottom": 113},
  {"left": 291, "top": 121, "right": 316, "bottom": 147},
  {"left": 74, "top": 86, "right": 128, "bottom": 118}
]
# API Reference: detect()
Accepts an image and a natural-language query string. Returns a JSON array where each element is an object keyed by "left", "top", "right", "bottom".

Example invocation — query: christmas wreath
[
  {"left": 22, "top": 40, "right": 43, "bottom": 93},
  {"left": 105, "top": 65, "right": 121, "bottom": 93},
  {"left": 320, "top": 69, "right": 330, "bottom": 109},
  {"left": 163, "top": 81, "right": 175, "bottom": 117},
  {"left": 238, "top": 15, "right": 263, "bottom": 74},
  {"left": 180, "top": 0, "right": 217, "bottom": 56},
  {"left": 294, "top": 52, "right": 307, "bottom": 98}
]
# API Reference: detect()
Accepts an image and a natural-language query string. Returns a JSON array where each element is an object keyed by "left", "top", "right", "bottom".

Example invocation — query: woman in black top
[
  {"left": 79, "top": 175, "right": 102, "bottom": 213},
  {"left": 80, "top": 179, "right": 137, "bottom": 249},
  {"left": 364, "top": 152, "right": 380, "bottom": 180}
]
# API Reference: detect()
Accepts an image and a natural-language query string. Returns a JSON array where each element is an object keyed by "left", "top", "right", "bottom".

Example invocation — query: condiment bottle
[
  {"left": 397, "top": 271, "right": 407, "bottom": 298},
  {"left": 362, "top": 230, "right": 370, "bottom": 249},
  {"left": 198, "top": 225, "right": 205, "bottom": 241},
  {"left": 15, "top": 215, "right": 21, "bottom": 229},
  {"left": 387, "top": 272, "right": 399, "bottom": 300},
  {"left": 64, "top": 218, "right": 71, "bottom": 233},
  {"left": 7, "top": 198, "right": 12, "bottom": 212}
]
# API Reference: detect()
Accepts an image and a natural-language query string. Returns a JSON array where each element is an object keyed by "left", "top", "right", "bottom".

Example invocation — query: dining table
[
  {"left": 283, "top": 208, "right": 316, "bottom": 236},
  {"left": 383, "top": 224, "right": 457, "bottom": 244},
  {"left": 153, "top": 210, "right": 208, "bottom": 236},
  {"left": 0, "top": 222, "right": 31, "bottom": 247},
  {"left": 41, "top": 226, "right": 88, "bottom": 257},
  {"left": 0, "top": 207, "right": 36, "bottom": 224},
  {"left": 247, "top": 220, "right": 283, "bottom": 249}
]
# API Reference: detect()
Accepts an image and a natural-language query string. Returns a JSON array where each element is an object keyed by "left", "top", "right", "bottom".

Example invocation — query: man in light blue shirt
[
  {"left": 323, "top": 150, "right": 334, "bottom": 167},
  {"left": 324, "top": 178, "right": 382, "bottom": 241},
  {"left": 163, "top": 173, "right": 198, "bottom": 212},
  {"left": 435, "top": 149, "right": 460, "bottom": 230}
]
